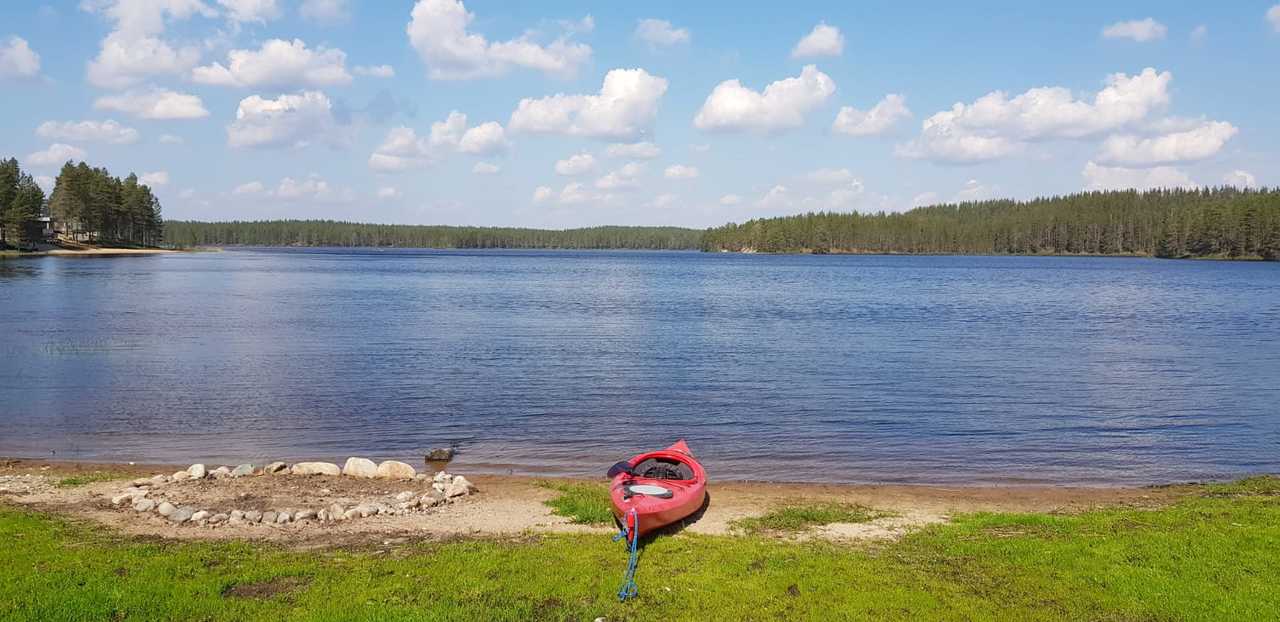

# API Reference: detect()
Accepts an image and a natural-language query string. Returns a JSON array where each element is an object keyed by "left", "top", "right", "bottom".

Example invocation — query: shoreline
[{"left": 2, "top": 247, "right": 181, "bottom": 258}]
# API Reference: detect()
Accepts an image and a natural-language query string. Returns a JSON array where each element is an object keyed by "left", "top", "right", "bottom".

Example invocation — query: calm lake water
[{"left": 2, "top": 249, "right": 1278, "bottom": 485}]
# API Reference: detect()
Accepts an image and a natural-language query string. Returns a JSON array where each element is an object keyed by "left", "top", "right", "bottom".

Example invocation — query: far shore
[{"left": 2, "top": 247, "right": 182, "bottom": 258}]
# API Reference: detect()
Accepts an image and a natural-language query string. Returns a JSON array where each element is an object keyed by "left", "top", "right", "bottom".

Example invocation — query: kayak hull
[{"left": 610, "top": 440, "right": 707, "bottom": 538}]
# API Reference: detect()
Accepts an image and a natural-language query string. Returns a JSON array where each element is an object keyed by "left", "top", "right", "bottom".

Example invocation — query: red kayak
[{"left": 609, "top": 440, "right": 707, "bottom": 539}]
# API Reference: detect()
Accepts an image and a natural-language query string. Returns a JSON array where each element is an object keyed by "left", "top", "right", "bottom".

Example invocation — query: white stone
[
  {"left": 171, "top": 471, "right": 189, "bottom": 481},
  {"left": 276, "top": 512, "right": 291, "bottom": 524},
  {"left": 262, "top": 511, "right": 278, "bottom": 524},
  {"left": 168, "top": 507, "right": 195, "bottom": 523},
  {"left": 229, "top": 510, "right": 244, "bottom": 521},
  {"left": 133, "top": 499, "right": 156, "bottom": 512},
  {"left": 265, "top": 461, "right": 288, "bottom": 474},
  {"left": 376, "top": 460, "right": 417, "bottom": 480},
  {"left": 191, "top": 510, "right": 210, "bottom": 522},
  {"left": 187, "top": 464, "right": 206, "bottom": 479},
  {"left": 295, "top": 510, "right": 317, "bottom": 521},
  {"left": 342, "top": 508, "right": 360, "bottom": 520},
  {"left": 433, "top": 471, "right": 452, "bottom": 483},
  {"left": 394, "top": 491, "right": 416, "bottom": 502},
  {"left": 244, "top": 510, "right": 262, "bottom": 523},
  {"left": 291, "top": 462, "right": 341, "bottom": 476},
  {"left": 210, "top": 466, "right": 232, "bottom": 479},
  {"left": 342, "top": 457, "right": 378, "bottom": 478},
  {"left": 209, "top": 513, "right": 228, "bottom": 524},
  {"left": 230, "top": 464, "right": 254, "bottom": 478},
  {"left": 150, "top": 474, "right": 169, "bottom": 484},
  {"left": 157, "top": 501, "right": 177, "bottom": 516},
  {"left": 131, "top": 478, "right": 153, "bottom": 487}
]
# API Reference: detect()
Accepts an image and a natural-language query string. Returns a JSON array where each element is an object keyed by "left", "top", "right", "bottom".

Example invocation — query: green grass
[
  {"left": 3, "top": 477, "right": 1279, "bottom": 621},
  {"left": 538, "top": 480, "right": 614, "bottom": 525},
  {"left": 54, "top": 471, "right": 129, "bottom": 488},
  {"left": 732, "top": 501, "right": 892, "bottom": 535}
]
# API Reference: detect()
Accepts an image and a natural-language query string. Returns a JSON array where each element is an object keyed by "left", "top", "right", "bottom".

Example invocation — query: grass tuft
[
  {"left": 733, "top": 502, "right": 891, "bottom": 535},
  {"left": 55, "top": 472, "right": 129, "bottom": 488},
  {"left": 538, "top": 481, "right": 614, "bottom": 525}
]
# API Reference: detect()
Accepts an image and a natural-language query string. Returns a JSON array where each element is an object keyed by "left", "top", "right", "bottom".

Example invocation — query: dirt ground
[{"left": 0, "top": 458, "right": 1190, "bottom": 547}]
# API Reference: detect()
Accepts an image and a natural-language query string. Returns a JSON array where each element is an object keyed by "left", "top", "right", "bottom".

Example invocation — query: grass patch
[
  {"left": 538, "top": 481, "right": 614, "bottom": 525},
  {"left": 3, "top": 479, "right": 1280, "bottom": 620},
  {"left": 55, "top": 471, "right": 129, "bottom": 488},
  {"left": 732, "top": 501, "right": 891, "bottom": 535}
]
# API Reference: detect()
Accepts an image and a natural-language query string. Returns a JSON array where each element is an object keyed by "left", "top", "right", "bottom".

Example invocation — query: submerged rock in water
[
  {"left": 376, "top": 460, "right": 416, "bottom": 480},
  {"left": 291, "top": 462, "right": 341, "bottom": 476},
  {"left": 424, "top": 448, "right": 455, "bottom": 462},
  {"left": 342, "top": 457, "right": 378, "bottom": 478}
]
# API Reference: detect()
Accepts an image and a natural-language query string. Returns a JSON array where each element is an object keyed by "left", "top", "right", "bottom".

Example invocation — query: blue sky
[{"left": 2, "top": 1, "right": 1278, "bottom": 228}]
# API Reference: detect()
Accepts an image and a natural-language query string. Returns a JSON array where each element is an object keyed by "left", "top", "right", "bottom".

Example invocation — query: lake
[{"left": 1, "top": 249, "right": 1278, "bottom": 485}]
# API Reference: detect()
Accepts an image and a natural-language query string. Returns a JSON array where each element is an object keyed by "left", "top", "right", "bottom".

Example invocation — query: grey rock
[
  {"left": 265, "top": 461, "right": 288, "bottom": 474},
  {"left": 229, "top": 510, "right": 244, "bottom": 521},
  {"left": 432, "top": 470, "right": 452, "bottom": 483},
  {"left": 133, "top": 498, "right": 156, "bottom": 512},
  {"left": 210, "top": 466, "right": 232, "bottom": 479},
  {"left": 150, "top": 474, "right": 169, "bottom": 484},
  {"left": 191, "top": 510, "right": 211, "bottom": 522},
  {"left": 425, "top": 447, "right": 455, "bottom": 462},
  {"left": 444, "top": 477, "right": 475, "bottom": 498},
  {"left": 276, "top": 512, "right": 292, "bottom": 524},
  {"left": 431, "top": 482, "right": 446, "bottom": 493},
  {"left": 342, "top": 508, "right": 360, "bottom": 520},
  {"left": 111, "top": 492, "right": 141, "bottom": 506},
  {"left": 394, "top": 491, "right": 416, "bottom": 502},
  {"left": 354, "top": 504, "right": 378, "bottom": 518},
  {"left": 187, "top": 464, "right": 206, "bottom": 479},
  {"left": 157, "top": 501, "right": 177, "bottom": 516},
  {"left": 328, "top": 503, "right": 345, "bottom": 519},
  {"left": 171, "top": 471, "right": 189, "bottom": 481},
  {"left": 419, "top": 494, "right": 443, "bottom": 508},
  {"left": 262, "top": 511, "right": 278, "bottom": 524},
  {"left": 342, "top": 457, "right": 378, "bottom": 478},
  {"left": 244, "top": 510, "right": 262, "bottom": 524},
  {"left": 394, "top": 499, "right": 419, "bottom": 511},
  {"left": 291, "top": 462, "right": 341, "bottom": 476},
  {"left": 209, "top": 513, "right": 228, "bottom": 524},
  {"left": 131, "top": 477, "right": 153, "bottom": 487},
  {"left": 294, "top": 510, "right": 317, "bottom": 521},
  {"left": 376, "top": 460, "right": 417, "bottom": 480},
  {"left": 316, "top": 510, "right": 329, "bottom": 522},
  {"left": 230, "top": 463, "right": 255, "bottom": 478},
  {"left": 168, "top": 506, "right": 195, "bottom": 523}
]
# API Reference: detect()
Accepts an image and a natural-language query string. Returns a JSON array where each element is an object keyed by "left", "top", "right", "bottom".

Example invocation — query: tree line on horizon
[
  {"left": 164, "top": 220, "right": 705, "bottom": 250},
  {"left": 0, "top": 158, "right": 47, "bottom": 249},
  {"left": 48, "top": 161, "right": 164, "bottom": 247},
  {"left": 701, "top": 188, "right": 1280, "bottom": 260}
]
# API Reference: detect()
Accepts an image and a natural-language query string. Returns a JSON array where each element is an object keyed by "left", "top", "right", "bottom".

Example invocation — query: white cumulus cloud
[
  {"left": 82, "top": 0, "right": 214, "bottom": 89},
  {"left": 1269, "top": 5, "right": 1280, "bottom": 31},
  {"left": 139, "top": 170, "right": 169, "bottom": 186},
  {"left": 0, "top": 36, "right": 41, "bottom": 80},
  {"left": 1102, "top": 18, "right": 1167, "bottom": 42},
  {"left": 369, "top": 112, "right": 506, "bottom": 172},
  {"left": 791, "top": 22, "right": 844, "bottom": 58},
  {"left": 1223, "top": 170, "right": 1257, "bottom": 188},
  {"left": 27, "top": 143, "right": 87, "bottom": 167},
  {"left": 300, "top": 0, "right": 348, "bottom": 24},
  {"left": 595, "top": 162, "right": 644, "bottom": 190},
  {"left": 427, "top": 111, "right": 509, "bottom": 154},
  {"left": 694, "top": 65, "right": 835, "bottom": 132},
  {"left": 1097, "top": 120, "right": 1237, "bottom": 165},
  {"left": 407, "top": 0, "right": 591, "bottom": 79},
  {"left": 354, "top": 64, "right": 394, "bottom": 78},
  {"left": 94, "top": 88, "right": 209, "bottom": 120},
  {"left": 555, "top": 153, "right": 597, "bottom": 176},
  {"left": 532, "top": 186, "right": 554, "bottom": 203},
  {"left": 193, "top": 39, "right": 352, "bottom": 88},
  {"left": 605, "top": 141, "right": 661, "bottom": 159},
  {"left": 233, "top": 180, "right": 265, "bottom": 195},
  {"left": 369, "top": 126, "right": 433, "bottom": 172},
  {"left": 899, "top": 68, "right": 1172, "bottom": 163},
  {"left": 472, "top": 162, "right": 500, "bottom": 175},
  {"left": 833, "top": 94, "right": 911, "bottom": 136},
  {"left": 664, "top": 164, "right": 699, "bottom": 180},
  {"left": 36, "top": 120, "right": 139, "bottom": 144},
  {"left": 216, "top": 0, "right": 280, "bottom": 23},
  {"left": 273, "top": 174, "right": 354, "bottom": 202},
  {"left": 1082, "top": 161, "right": 1196, "bottom": 191},
  {"left": 227, "top": 91, "right": 343, "bottom": 149},
  {"left": 510, "top": 68, "right": 668, "bottom": 140},
  {"left": 635, "top": 19, "right": 689, "bottom": 48}
]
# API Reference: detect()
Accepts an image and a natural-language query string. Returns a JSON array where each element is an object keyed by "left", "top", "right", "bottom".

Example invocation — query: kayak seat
[{"left": 633, "top": 457, "right": 694, "bottom": 480}]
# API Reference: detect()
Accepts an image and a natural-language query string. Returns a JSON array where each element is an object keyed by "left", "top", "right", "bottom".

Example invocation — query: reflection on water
[{"left": 0, "top": 250, "right": 1278, "bottom": 485}]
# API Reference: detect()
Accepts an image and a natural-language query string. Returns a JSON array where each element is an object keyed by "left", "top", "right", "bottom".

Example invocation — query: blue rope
[{"left": 613, "top": 508, "right": 640, "bottom": 601}]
